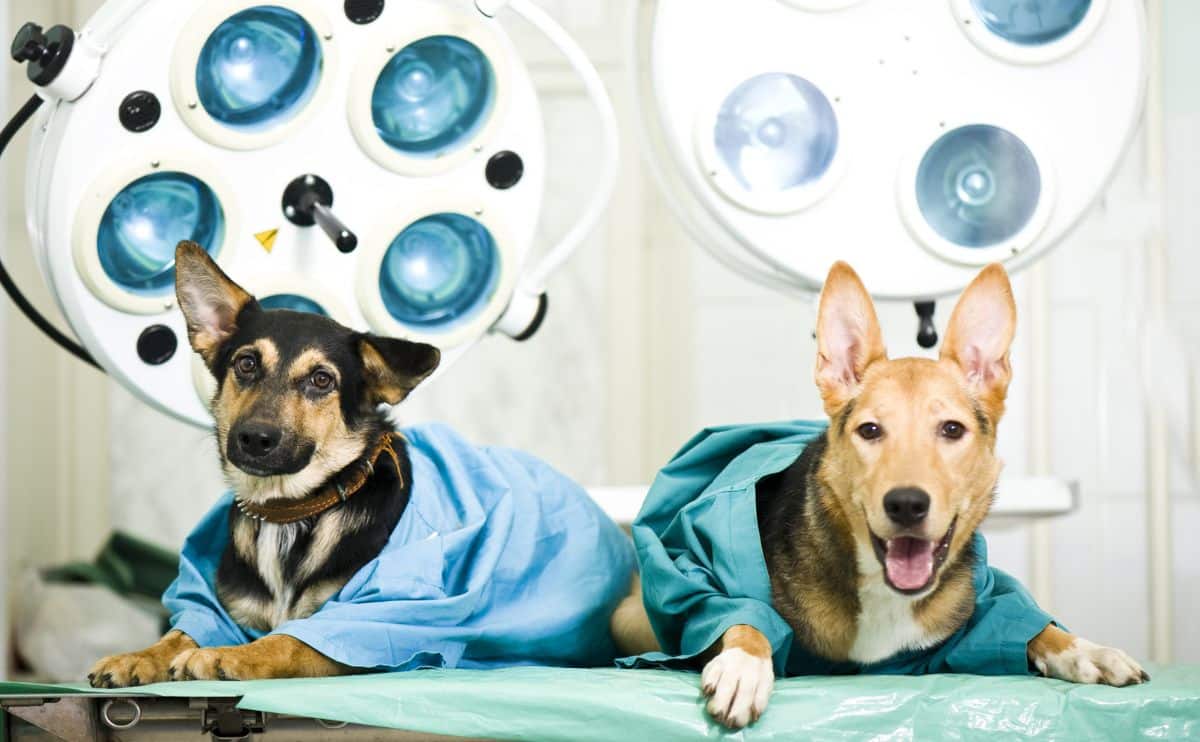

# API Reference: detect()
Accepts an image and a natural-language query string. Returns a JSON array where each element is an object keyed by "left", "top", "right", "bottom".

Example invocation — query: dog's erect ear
[
  {"left": 357, "top": 335, "right": 441, "bottom": 406},
  {"left": 815, "top": 261, "right": 887, "bottom": 416},
  {"left": 940, "top": 263, "right": 1017, "bottom": 415},
  {"left": 174, "top": 241, "right": 254, "bottom": 365}
]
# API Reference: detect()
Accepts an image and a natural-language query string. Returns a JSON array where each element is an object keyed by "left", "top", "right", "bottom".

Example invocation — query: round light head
[
  {"left": 640, "top": 0, "right": 1143, "bottom": 297},
  {"left": 32, "top": 0, "right": 546, "bottom": 426},
  {"left": 258, "top": 293, "right": 328, "bottom": 315},
  {"left": 715, "top": 73, "right": 838, "bottom": 194},
  {"left": 378, "top": 213, "right": 501, "bottom": 330},
  {"left": 969, "top": 0, "right": 1091, "bottom": 46},
  {"left": 914, "top": 124, "right": 1041, "bottom": 249},
  {"left": 195, "top": 5, "right": 323, "bottom": 131},
  {"left": 97, "top": 172, "right": 225, "bottom": 296},
  {"left": 371, "top": 36, "right": 496, "bottom": 159}
]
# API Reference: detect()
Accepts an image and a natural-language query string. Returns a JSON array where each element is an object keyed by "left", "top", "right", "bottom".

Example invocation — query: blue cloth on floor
[
  {"left": 164, "top": 423, "right": 636, "bottom": 671},
  {"left": 619, "top": 420, "right": 1054, "bottom": 677}
]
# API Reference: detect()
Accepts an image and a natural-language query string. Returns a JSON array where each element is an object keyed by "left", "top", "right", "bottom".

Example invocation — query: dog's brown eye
[
  {"left": 310, "top": 370, "right": 335, "bottom": 391},
  {"left": 234, "top": 355, "right": 258, "bottom": 377},
  {"left": 856, "top": 422, "right": 883, "bottom": 441},
  {"left": 941, "top": 421, "right": 966, "bottom": 440}
]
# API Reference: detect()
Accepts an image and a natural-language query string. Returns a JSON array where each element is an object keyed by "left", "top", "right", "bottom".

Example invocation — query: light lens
[
  {"left": 916, "top": 124, "right": 1041, "bottom": 248},
  {"left": 259, "top": 294, "right": 327, "bottom": 316},
  {"left": 196, "top": 6, "right": 322, "bottom": 131},
  {"left": 97, "top": 172, "right": 225, "bottom": 295},
  {"left": 714, "top": 73, "right": 838, "bottom": 194},
  {"left": 970, "top": 0, "right": 1091, "bottom": 46},
  {"left": 379, "top": 214, "right": 500, "bottom": 329},
  {"left": 371, "top": 36, "right": 496, "bottom": 158}
]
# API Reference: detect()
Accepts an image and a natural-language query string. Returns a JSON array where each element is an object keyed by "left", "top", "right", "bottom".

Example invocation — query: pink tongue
[{"left": 885, "top": 537, "right": 935, "bottom": 590}]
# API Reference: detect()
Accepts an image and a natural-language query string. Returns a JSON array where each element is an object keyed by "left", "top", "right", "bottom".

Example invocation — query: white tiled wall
[
  {"left": 1163, "top": 0, "right": 1200, "bottom": 664},
  {"left": 0, "top": 0, "right": 9, "bottom": 679}
]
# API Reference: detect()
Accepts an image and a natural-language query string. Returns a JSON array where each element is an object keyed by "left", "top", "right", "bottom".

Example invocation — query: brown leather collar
[{"left": 234, "top": 433, "right": 402, "bottom": 524}]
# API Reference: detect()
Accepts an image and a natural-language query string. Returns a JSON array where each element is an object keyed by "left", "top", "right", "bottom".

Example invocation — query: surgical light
[
  {"left": 195, "top": 5, "right": 323, "bottom": 131},
  {"left": 969, "top": 0, "right": 1092, "bottom": 46},
  {"left": 915, "top": 125, "right": 1042, "bottom": 249},
  {"left": 96, "top": 172, "right": 225, "bottom": 296},
  {"left": 714, "top": 73, "right": 839, "bottom": 196},
  {"left": 631, "top": 0, "right": 1144, "bottom": 304},
  {"left": 2, "top": 0, "right": 619, "bottom": 426},
  {"left": 378, "top": 213, "right": 501, "bottom": 330},
  {"left": 371, "top": 35, "right": 497, "bottom": 159}
]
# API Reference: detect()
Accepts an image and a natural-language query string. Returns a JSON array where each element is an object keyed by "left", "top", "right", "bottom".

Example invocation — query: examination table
[{"left": 2, "top": 665, "right": 1198, "bottom": 740}]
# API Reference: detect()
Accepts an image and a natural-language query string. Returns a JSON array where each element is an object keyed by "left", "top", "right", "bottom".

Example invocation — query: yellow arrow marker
[{"left": 255, "top": 228, "right": 279, "bottom": 254}]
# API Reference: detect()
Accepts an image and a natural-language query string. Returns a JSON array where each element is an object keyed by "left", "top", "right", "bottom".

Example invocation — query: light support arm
[
  {"left": 77, "top": 0, "right": 154, "bottom": 51},
  {"left": 474, "top": 0, "right": 512, "bottom": 18},
  {"left": 0, "top": 95, "right": 100, "bottom": 370},
  {"left": 487, "top": 0, "right": 620, "bottom": 341}
]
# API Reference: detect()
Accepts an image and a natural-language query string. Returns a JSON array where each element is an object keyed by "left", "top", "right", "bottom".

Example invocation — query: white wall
[
  {"left": 3, "top": 0, "right": 111, "bottom": 678},
  {"left": 1162, "top": 0, "right": 1200, "bottom": 663},
  {"left": 0, "top": 0, "right": 8, "bottom": 681}
]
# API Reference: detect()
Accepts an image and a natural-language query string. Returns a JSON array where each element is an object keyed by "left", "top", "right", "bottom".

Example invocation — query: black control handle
[
  {"left": 915, "top": 301, "right": 938, "bottom": 349},
  {"left": 308, "top": 201, "right": 357, "bottom": 254},
  {"left": 282, "top": 174, "right": 358, "bottom": 254}
]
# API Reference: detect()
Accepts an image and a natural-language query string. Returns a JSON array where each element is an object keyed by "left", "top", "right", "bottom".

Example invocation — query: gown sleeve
[
  {"left": 633, "top": 490, "right": 795, "bottom": 675},
  {"left": 938, "top": 562, "right": 1056, "bottom": 675},
  {"left": 627, "top": 426, "right": 802, "bottom": 675}
]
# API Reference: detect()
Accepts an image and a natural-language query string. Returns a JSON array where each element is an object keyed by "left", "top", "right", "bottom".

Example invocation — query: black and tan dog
[
  {"left": 614, "top": 262, "right": 1147, "bottom": 728},
  {"left": 88, "top": 241, "right": 440, "bottom": 686}
]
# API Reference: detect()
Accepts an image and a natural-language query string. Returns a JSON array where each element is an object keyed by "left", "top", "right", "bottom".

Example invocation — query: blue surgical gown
[
  {"left": 619, "top": 421, "right": 1055, "bottom": 677},
  {"left": 164, "top": 423, "right": 636, "bottom": 671}
]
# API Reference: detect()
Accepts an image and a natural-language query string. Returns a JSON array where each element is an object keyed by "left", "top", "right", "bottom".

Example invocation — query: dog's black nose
[
  {"left": 883, "top": 488, "right": 930, "bottom": 527},
  {"left": 236, "top": 424, "right": 281, "bottom": 458}
]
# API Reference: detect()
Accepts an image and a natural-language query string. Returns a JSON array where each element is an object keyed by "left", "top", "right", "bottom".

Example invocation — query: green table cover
[{"left": 2, "top": 666, "right": 1197, "bottom": 740}]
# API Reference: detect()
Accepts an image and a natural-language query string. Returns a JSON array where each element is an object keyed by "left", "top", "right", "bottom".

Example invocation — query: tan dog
[{"left": 614, "top": 261, "right": 1147, "bottom": 729}]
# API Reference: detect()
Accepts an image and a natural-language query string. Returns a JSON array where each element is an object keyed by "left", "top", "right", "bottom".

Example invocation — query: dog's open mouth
[{"left": 870, "top": 519, "right": 956, "bottom": 594}]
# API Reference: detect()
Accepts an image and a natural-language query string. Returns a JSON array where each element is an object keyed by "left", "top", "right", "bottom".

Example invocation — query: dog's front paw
[
  {"left": 1035, "top": 638, "right": 1149, "bottom": 687},
  {"left": 168, "top": 648, "right": 247, "bottom": 681},
  {"left": 88, "top": 652, "right": 169, "bottom": 688},
  {"left": 701, "top": 648, "right": 774, "bottom": 729}
]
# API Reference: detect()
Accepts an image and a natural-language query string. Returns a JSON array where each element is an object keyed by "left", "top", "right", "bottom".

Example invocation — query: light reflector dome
[
  {"left": 371, "top": 36, "right": 496, "bottom": 158},
  {"left": 714, "top": 72, "right": 838, "bottom": 193},
  {"left": 378, "top": 213, "right": 501, "bottom": 329},
  {"left": 259, "top": 294, "right": 327, "bottom": 315},
  {"left": 195, "top": 5, "right": 323, "bottom": 130},
  {"left": 969, "top": 0, "right": 1092, "bottom": 46},
  {"left": 915, "top": 124, "right": 1041, "bottom": 248},
  {"left": 97, "top": 172, "right": 225, "bottom": 295}
]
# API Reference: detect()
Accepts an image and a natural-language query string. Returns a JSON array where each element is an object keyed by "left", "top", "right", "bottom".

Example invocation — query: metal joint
[{"left": 201, "top": 700, "right": 266, "bottom": 741}]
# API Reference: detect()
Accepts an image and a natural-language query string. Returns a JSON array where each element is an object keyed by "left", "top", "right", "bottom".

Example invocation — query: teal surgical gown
[
  {"left": 620, "top": 421, "right": 1054, "bottom": 677},
  {"left": 164, "top": 424, "right": 636, "bottom": 671}
]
